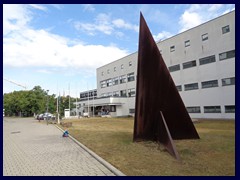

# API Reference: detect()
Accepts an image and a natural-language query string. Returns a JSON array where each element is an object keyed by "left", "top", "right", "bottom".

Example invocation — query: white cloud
[
  {"left": 74, "top": 13, "right": 139, "bottom": 36},
  {"left": 112, "top": 19, "right": 139, "bottom": 32},
  {"left": 29, "top": 4, "right": 48, "bottom": 11},
  {"left": 82, "top": 4, "right": 95, "bottom": 12},
  {"left": 74, "top": 13, "right": 113, "bottom": 35},
  {"left": 37, "top": 69, "right": 52, "bottom": 74},
  {"left": 179, "top": 11, "right": 203, "bottom": 32},
  {"left": 208, "top": 4, "right": 223, "bottom": 12},
  {"left": 50, "top": 4, "right": 63, "bottom": 10},
  {"left": 4, "top": 27, "right": 128, "bottom": 70},
  {"left": 3, "top": 4, "right": 31, "bottom": 35},
  {"left": 153, "top": 31, "right": 173, "bottom": 42},
  {"left": 178, "top": 4, "right": 235, "bottom": 33},
  {"left": 3, "top": 4, "right": 128, "bottom": 74}
]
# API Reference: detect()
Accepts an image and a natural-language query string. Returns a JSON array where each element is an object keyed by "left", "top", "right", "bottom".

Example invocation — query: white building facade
[{"left": 76, "top": 11, "right": 235, "bottom": 119}]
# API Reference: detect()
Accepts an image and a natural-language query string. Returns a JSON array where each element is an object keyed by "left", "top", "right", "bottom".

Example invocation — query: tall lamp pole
[{"left": 46, "top": 90, "right": 49, "bottom": 124}]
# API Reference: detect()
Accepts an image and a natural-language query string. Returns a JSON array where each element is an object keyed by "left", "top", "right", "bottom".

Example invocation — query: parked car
[
  {"left": 36, "top": 114, "right": 44, "bottom": 120},
  {"left": 43, "top": 113, "right": 53, "bottom": 120}
]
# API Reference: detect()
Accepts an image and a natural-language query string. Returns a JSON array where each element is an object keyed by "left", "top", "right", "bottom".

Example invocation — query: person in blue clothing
[{"left": 62, "top": 130, "right": 69, "bottom": 137}]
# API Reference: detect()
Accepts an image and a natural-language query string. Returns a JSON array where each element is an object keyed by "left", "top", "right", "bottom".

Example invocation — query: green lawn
[{"left": 58, "top": 117, "right": 235, "bottom": 176}]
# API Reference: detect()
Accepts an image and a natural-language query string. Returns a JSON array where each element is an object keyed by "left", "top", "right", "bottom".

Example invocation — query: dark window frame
[
  {"left": 186, "top": 106, "right": 201, "bottom": 113},
  {"left": 170, "top": 45, "right": 175, "bottom": 52},
  {"left": 127, "top": 72, "right": 135, "bottom": 82},
  {"left": 219, "top": 50, "right": 235, "bottom": 61},
  {"left": 199, "top": 55, "right": 216, "bottom": 65},
  {"left": 119, "top": 75, "right": 126, "bottom": 84},
  {"left": 225, "top": 105, "right": 235, "bottom": 113},
  {"left": 185, "top": 40, "right": 190, "bottom": 47},
  {"left": 184, "top": 83, "right": 199, "bottom": 91},
  {"left": 222, "top": 77, "right": 235, "bottom": 86},
  {"left": 128, "top": 88, "right": 136, "bottom": 97},
  {"left": 176, "top": 85, "right": 182, "bottom": 91},
  {"left": 169, "top": 64, "right": 180, "bottom": 72},
  {"left": 201, "top": 80, "right": 218, "bottom": 89},
  {"left": 112, "top": 77, "right": 119, "bottom": 86},
  {"left": 202, "top": 33, "right": 208, "bottom": 41},
  {"left": 222, "top": 25, "right": 230, "bottom": 34},
  {"left": 183, "top": 60, "right": 196, "bottom": 69},
  {"left": 120, "top": 90, "right": 127, "bottom": 97},
  {"left": 204, "top": 106, "right": 221, "bottom": 113}
]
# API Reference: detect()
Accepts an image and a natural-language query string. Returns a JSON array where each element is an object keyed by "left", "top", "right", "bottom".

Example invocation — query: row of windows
[
  {"left": 101, "top": 61, "right": 133, "bottom": 76},
  {"left": 169, "top": 25, "right": 230, "bottom": 52},
  {"left": 100, "top": 72, "right": 135, "bottom": 88},
  {"left": 128, "top": 105, "right": 235, "bottom": 114},
  {"left": 176, "top": 77, "right": 235, "bottom": 91},
  {"left": 101, "top": 88, "right": 136, "bottom": 98},
  {"left": 80, "top": 90, "right": 97, "bottom": 98},
  {"left": 101, "top": 77, "right": 234, "bottom": 97},
  {"left": 168, "top": 50, "right": 235, "bottom": 72},
  {"left": 186, "top": 105, "right": 235, "bottom": 113}
]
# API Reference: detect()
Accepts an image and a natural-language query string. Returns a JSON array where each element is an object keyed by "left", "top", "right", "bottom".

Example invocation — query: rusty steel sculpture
[{"left": 133, "top": 13, "right": 200, "bottom": 160}]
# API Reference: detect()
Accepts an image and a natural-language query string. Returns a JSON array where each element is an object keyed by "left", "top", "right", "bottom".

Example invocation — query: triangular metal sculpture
[{"left": 133, "top": 13, "right": 200, "bottom": 159}]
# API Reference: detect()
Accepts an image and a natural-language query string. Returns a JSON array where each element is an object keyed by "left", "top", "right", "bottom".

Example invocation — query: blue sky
[{"left": 3, "top": 4, "right": 235, "bottom": 97}]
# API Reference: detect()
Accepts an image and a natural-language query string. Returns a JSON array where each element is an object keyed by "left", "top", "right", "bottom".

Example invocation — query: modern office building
[{"left": 74, "top": 10, "right": 235, "bottom": 119}]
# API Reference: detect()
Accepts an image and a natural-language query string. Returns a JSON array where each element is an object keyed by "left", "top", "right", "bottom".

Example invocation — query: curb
[{"left": 55, "top": 125, "right": 126, "bottom": 176}]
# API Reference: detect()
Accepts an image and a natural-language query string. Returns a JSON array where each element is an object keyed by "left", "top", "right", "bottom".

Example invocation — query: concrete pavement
[{"left": 3, "top": 117, "right": 124, "bottom": 176}]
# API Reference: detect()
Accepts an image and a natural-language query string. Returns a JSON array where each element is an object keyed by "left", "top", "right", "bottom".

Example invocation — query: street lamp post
[
  {"left": 46, "top": 90, "right": 49, "bottom": 124},
  {"left": 46, "top": 90, "right": 49, "bottom": 113}
]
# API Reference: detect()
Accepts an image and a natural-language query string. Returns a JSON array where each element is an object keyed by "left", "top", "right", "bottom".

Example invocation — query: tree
[{"left": 3, "top": 86, "right": 77, "bottom": 117}]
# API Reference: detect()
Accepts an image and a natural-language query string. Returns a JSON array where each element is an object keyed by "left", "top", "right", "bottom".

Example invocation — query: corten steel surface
[
  {"left": 133, "top": 13, "right": 200, "bottom": 144},
  {"left": 159, "top": 111, "right": 180, "bottom": 160}
]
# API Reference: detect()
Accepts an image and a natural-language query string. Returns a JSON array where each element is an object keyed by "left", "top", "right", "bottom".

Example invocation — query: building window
[
  {"left": 119, "top": 75, "right": 126, "bottom": 84},
  {"left": 100, "top": 80, "right": 107, "bottom": 88},
  {"left": 222, "top": 25, "right": 230, "bottom": 34},
  {"left": 169, "top": 64, "right": 180, "bottom": 72},
  {"left": 106, "top": 79, "right": 112, "bottom": 87},
  {"left": 129, "top": 61, "right": 132, "bottom": 66},
  {"left": 112, "top": 77, "right": 119, "bottom": 85},
  {"left": 113, "top": 91, "right": 119, "bottom": 97},
  {"left": 222, "top": 77, "right": 235, "bottom": 86},
  {"left": 170, "top": 46, "right": 175, "bottom": 52},
  {"left": 185, "top": 40, "right": 190, "bottom": 47},
  {"left": 176, "top": 85, "right": 182, "bottom": 91},
  {"left": 107, "top": 92, "right": 113, "bottom": 97},
  {"left": 107, "top": 69, "right": 110, "bottom": 74},
  {"left": 219, "top": 50, "right": 235, "bottom": 61},
  {"left": 120, "top": 90, "right": 127, "bottom": 97},
  {"left": 204, "top": 106, "right": 221, "bottom": 113},
  {"left": 128, "top": 88, "right": 135, "bottom": 97},
  {"left": 186, "top": 106, "right": 201, "bottom": 113},
  {"left": 101, "top": 93, "right": 107, "bottom": 97},
  {"left": 225, "top": 105, "right": 235, "bottom": 113},
  {"left": 127, "top": 72, "right": 135, "bottom": 82},
  {"left": 129, "top": 109, "right": 135, "bottom": 113},
  {"left": 121, "top": 64, "right": 124, "bottom": 69},
  {"left": 101, "top": 71, "right": 104, "bottom": 76},
  {"left": 202, "top": 33, "right": 208, "bottom": 41},
  {"left": 183, "top": 60, "right": 196, "bottom": 69},
  {"left": 114, "top": 67, "right": 116, "bottom": 72},
  {"left": 110, "top": 105, "right": 116, "bottom": 112},
  {"left": 199, "top": 55, "right": 216, "bottom": 65},
  {"left": 184, "top": 83, "right": 198, "bottom": 91},
  {"left": 94, "top": 90, "right": 97, "bottom": 96},
  {"left": 201, "top": 80, "right": 218, "bottom": 89}
]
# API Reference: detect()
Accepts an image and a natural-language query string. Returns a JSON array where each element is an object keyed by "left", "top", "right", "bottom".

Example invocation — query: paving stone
[{"left": 3, "top": 118, "right": 117, "bottom": 176}]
